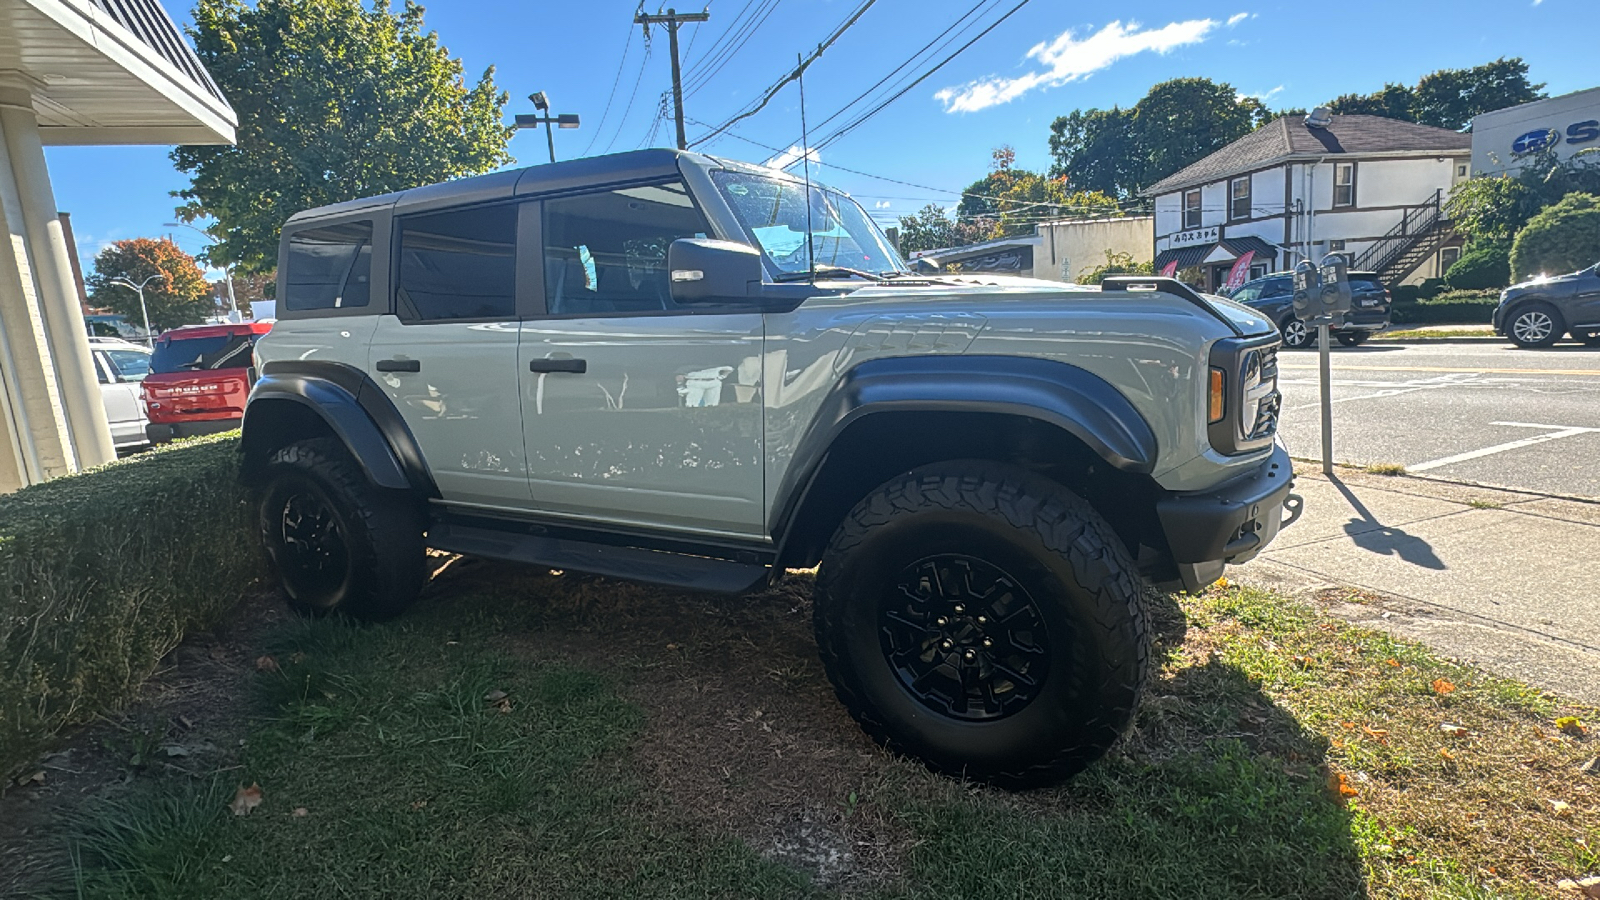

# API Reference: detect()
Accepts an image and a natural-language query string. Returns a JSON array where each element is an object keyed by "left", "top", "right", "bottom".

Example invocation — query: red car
[{"left": 142, "top": 321, "right": 272, "bottom": 444}]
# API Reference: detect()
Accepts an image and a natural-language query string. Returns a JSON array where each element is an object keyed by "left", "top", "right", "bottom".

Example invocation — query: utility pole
[{"left": 634, "top": 7, "right": 709, "bottom": 150}]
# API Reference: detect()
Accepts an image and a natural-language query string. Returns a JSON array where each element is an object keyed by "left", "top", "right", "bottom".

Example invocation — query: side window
[
  {"left": 396, "top": 204, "right": 518, "bottom": 321},
  {"left": 541, "top": 181, "right": 711, "bottom": 317},
  {"left": 103, "top": 348, "right": 151, "bottom": 382},
  {"left": 1261, "top": 277, "right": 1292, "bottom": 299},
  {"left": 285, "top": 221, "right": 372, "bottom": 311},
  {"left": 1230, "top": 282, "right": 1263, "bottom": 303},
  {"left": 91, "top": 352, "right": 112, "bottom": 384}
]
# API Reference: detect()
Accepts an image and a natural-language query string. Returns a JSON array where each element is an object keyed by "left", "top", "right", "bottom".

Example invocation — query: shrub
[
  {"left": 1445, "top": 245, "right": 1511, "bottom": 290},
  {"left": 1389, "top": 289, "right": 1500, "bottom": 325},
  {"left": 1511, "top": 191, "right": 1600, "bottom": 281},
  {"left": 0, "top": 435, "right": 262, "bottom": 776},
  {"left": 1076, "top": 250, "right": 1153, "bottom": 285}
]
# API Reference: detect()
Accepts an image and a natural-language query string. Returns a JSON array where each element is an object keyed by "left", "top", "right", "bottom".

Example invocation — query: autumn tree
[
  {"left": 86, "top": 238, "right": 212, "bottom": 332},
  {"left": 173, "top": 0, "right": 515, "bottom": 273}
]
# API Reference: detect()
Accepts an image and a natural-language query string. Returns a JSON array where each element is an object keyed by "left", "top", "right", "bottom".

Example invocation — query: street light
[
  {"left": 515, "top": 91, "right": 580, "bottom": 164},
  {"left": 164, "top": 221, "right": 239, "bottom": 322},
  {"left": 109, "top": 274, "right": 163, "bottom": 347}
]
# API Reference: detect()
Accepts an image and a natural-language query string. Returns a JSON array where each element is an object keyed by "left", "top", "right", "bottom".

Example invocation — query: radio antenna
[{"left": 798, "top": 52, "right": 815, "bottom": 284}]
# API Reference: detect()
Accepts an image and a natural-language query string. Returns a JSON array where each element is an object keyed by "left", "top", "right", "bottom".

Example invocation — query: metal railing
[{"left": 1353, "top": 189, "right": 1444, "bottom": 275}]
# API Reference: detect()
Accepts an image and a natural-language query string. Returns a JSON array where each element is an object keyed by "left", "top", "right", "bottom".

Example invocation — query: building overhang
[{"left": 0, "top": 0, "right": 235, "bottom": 145}]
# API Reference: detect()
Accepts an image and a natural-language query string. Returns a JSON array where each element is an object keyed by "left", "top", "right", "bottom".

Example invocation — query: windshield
[
  {"left": 151, "top": 334, "right": 257, "bottom": 374},
  {"left": 711, "top": 170, "right": 905, "bottom": 277}
]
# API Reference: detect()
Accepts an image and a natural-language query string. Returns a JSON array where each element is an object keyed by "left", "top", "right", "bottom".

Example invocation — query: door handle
[
  {"left": 529, "top": 358, "right": 587, "bottom": 374},
  {"left": 375, "top": 358, "right": 421, "bottom": 373}
]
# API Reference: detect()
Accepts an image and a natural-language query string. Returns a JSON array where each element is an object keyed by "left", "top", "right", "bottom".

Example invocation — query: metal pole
[
  {"left": 1319, "top": 319, "right": 1333, "bottom": 475},
  {"left": 223, "top": 267, "right": 239, "bottom": 321},
  {"left": 544, "top": 118, "right": 557, "bottom": 164},
  {"left": 136, "top": 284, "right": 153, "bottom": 348},
  {"left": 666, "top": 10, "right": 687, "bottom": 150}
]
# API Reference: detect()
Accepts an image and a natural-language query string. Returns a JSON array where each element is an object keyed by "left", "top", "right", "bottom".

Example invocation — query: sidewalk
[{"left": 1235, "top": 463, "right": 1600, "bottom": 703}]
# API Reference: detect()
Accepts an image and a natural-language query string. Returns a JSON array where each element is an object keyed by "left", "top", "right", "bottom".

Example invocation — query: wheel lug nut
[
  {"left": 935, "top": 617, "right": 948, "bottom": 626},
  {"left": 941, "top": 639, "right": 953, "bottom": 650},
  {"left": 982, "top": 638, "right": 993, "bottom": 648},
  {"left": 977, "top": 615, "right": 987, "bottom": 624},
  {"left": 963, "top": 649, "right": 976, "bottom": 660},
  {"left": 954, "top": 604, "right": 965, "bottom": 613}
]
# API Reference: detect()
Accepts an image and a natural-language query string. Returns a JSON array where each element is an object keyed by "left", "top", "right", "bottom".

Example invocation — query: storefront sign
[
  {"left": 1169, "top": 226, "right": 1220, "bottom": 248},
  {"left": 1512, "top": 120, "right": 1600, "bottom": 155}
]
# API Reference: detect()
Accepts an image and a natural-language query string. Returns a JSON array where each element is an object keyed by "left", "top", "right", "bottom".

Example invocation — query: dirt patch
[{"left": 0, "top": 590, "right": 288, "bottom": 897}]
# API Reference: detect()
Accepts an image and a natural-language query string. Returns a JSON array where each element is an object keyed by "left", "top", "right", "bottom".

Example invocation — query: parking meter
[
  {"left": 1291, "top": 260, "right": 1321, "bottom": 321},
  {"left": 1318, "top": 254, "right": 1354, "bottom": 325}
]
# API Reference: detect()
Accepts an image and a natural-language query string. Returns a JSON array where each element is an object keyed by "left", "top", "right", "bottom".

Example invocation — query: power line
[
  {"left": 688, "top": 0, "right": 877, "bottom": 147},
  {"left": 682, "top": 0, "right": 783, "bottom": 97},
  {"left": 681, "top": 0, "right": 756, "bottom": 76},
  {"left": 601, "top": 39, "right": 654, "bottom": 154},
  {"left": 581, "top": 23, "right": 638, "bottom": 156},
  {"left": 810, "top": 0, "right": 1032, "bottom": 152}
]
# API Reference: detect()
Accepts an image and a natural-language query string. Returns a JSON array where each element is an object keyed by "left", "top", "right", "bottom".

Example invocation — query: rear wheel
[
  {"left": 1280, "top": 317, "right": 1313, "bottom": 349},
  {"left": 1507, "top": 302, "right": 1563, "bottom": 348},
  {"left": 259, "top": 439, "right": 425, "bottom": 620},
  {"left": 1336, "top": 331, "right": 1369, "bottom": 347},
  {"left": 814, "top": 461, "right": 1149, "bottom": 788}
]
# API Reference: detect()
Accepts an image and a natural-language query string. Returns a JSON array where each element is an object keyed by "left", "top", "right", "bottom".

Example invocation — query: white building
[
  {"left": 1470, "top": 86, "right": 1600, "bottom": 176},
  {"left": 0, "top": 0, "right": 235, "bottom": 491},
  {"left": 910, "top": 216, "right": 1153, "bottom": 282},
  {"left": 1144, "top": 114, "right": 1471, "bottom": 292}
]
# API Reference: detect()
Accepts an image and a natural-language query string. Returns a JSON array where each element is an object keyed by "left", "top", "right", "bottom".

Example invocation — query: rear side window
[
  {"left": 151, "top": 333, "right": 257, "bottom": 374},
  {"left": 396, "top": 205, "right": 518, "bottom": 321},
  {"left": 284, "top": 222, "right": 372, "bottom": 311},
  {"left": 1260, "top": 277, "right": 1292, "bottom": 298}
]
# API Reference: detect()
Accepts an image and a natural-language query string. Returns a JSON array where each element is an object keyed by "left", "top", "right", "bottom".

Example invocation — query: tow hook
[{"left": 1282, "top": 490, "right": 1305, "bottom": 528}]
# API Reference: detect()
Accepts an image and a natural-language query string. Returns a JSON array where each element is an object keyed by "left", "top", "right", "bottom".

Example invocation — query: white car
[{"left": 88, "top": 336, "right": 153, "bottom": 451}]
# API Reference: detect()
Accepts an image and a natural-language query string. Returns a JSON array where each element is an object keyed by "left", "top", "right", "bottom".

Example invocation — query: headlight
[{"left": 1208, "top": 338, "right": 1280, "bottom": 455}]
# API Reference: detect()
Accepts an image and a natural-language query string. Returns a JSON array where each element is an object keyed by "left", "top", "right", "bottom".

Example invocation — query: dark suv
[
  {"left": 1493, "top": 263, "right": 1600, "bottom": 348},
  {"left": 1226, "top": 270, "right": 1391, "bottom": 348}
]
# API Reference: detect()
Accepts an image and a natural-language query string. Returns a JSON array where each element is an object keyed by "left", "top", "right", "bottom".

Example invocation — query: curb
[{"left": 1286, "top": 456, "right": 1600, "bottom": 506}]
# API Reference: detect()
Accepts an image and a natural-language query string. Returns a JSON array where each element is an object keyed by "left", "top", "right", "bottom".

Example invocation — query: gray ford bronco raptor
[{"left": 242, "top": 149, "right": 1294, "bottom": 787}]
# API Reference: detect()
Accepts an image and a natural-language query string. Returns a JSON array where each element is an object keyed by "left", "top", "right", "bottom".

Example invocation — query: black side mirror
[
  {"left": 909, "top": 256, "right": 941, "bottom": 275},
  {"left": 668, "top": 238, "right": 763, "bottom": 304}
]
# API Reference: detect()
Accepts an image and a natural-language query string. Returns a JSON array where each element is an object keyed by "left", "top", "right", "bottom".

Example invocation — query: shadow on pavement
[{"left": 1330, "top": 475, "right": 1446, "bottom": 570}]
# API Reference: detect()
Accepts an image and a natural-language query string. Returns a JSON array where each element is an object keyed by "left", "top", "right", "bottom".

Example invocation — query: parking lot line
[
  {"left": 1277, "top": 363, "right": 1600, "bottom": 377},
  {"left": 1410, "top": 424, "right": 1600, "bottom": 472}
]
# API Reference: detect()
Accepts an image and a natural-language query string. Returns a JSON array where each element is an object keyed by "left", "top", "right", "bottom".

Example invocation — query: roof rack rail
[{"left": 1100, "top": 275, "right": 1243, "bottom": 336}]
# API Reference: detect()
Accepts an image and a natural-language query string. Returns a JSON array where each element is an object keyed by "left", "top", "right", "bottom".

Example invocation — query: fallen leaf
[
  {"left": 411, "top": 800, "right": 428, "bottom": 810},
  {"left": 1327, "top": 772, "right": 1358, "bottom": 806},
  {"left": 1439, "top": 748, "right": 1455, "bottom": 760},
  {"left": 288, "top": 652, "right": 307, "bottom": 665},
  {"left": 1363, "top": 726, "right": 1390, "bottom": 743},
  {"left": 1440, "top": 723, "right": 1469, "bottom": 738},
  {"left": 1385, "top": 659, "right": 1401, "bottom": 667},
  {"left": 494, "top": 698, "right": 513, "bottom": 714},
  {"left": 1216, "top": 576, "right": 1230, "bottom": 589},
  {"left": 255, "top": 655, "right": 280, "bottom": 673},
  {"left": 16, "top": 770, "right": 44, "bottom": 786},
  {"left": 1557, "top": 717, "right": 1588, "bottom": 737},
  {"left": 1340, "top": 722, "right": 1357, "bottom": 730},
  {"left": 1432, "top": 678, "right": 1456, "bottom": 696},
  {"left": 1558, "top": 875, "right": 1600, "bottom": 898},
  {"left": 1581, "top": 757, "right": 1600, "bottom": 776},
  {"left": 482, "top": 689, "right": 508, "bottom": 704},
  {"left": 1291, "top": 655, "right": 1312, "bottom": 669},
  {"left": 1549, "top": 799, "right": 1573, "bottom": 816},
  {"left": 292, "top": 807, "right": 309, "bottom": 817},
  {"left": 230, "top": 783, "right": 263, "bottom": 816}
]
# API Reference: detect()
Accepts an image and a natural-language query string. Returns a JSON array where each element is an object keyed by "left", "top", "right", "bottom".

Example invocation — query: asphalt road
[{"left": 1273, "top": 339, "right": 1600, "bottom": 499}]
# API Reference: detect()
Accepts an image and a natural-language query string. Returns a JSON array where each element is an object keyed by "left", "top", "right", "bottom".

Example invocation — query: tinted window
[
  {"left": 152, "top": 334, "right": 256, "bottom": 374},
  {"left": 285, "top": 222, "right": 372, "bottom": 310},
  {"left": 1230, "top": 281, "right": 1265, "bottom": 303},
  {"left": 396, "top": 205, "right": 518, "bottom": 321},
  {"left": 542, "top": 181, "right": 711, "bottom": 317},
  {"left": 1260, "top": 277, "right": 1293, "bottom": 298}
]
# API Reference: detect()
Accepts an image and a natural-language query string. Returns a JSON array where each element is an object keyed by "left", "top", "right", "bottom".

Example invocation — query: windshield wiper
[{"left": 771, "top": 265, "right": 885, "bottom": 283}]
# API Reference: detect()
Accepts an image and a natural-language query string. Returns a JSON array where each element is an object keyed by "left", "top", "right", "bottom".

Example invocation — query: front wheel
[
  {"left": 813, "top": 461, "right": 1149, "bottom": 788},
  {"left": 1507, "top": 302, "right": 1563, "bottom": 348},
  {"left": 1280, "top": 317, "right": 1313, "bottom": 349},
  {"left": 259, "top": 439, "right": 426, "bottom": 620},
  {"left": 1336, "top": 331, "right": 1370, "bottom": 347}
]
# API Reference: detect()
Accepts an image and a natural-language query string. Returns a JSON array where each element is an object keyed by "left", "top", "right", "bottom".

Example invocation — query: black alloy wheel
[
  {"left": 879, "top": 554, "right": 1050, "bottom": 721},
  {"left": 1336, "top": 331, "right": 1369, "bottom": 347},
  {"left": 272, "top": 483, "right": 352, "bottom": 607}
]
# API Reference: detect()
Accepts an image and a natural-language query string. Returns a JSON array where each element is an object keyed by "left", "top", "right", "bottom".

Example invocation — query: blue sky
[{"left": 46, "top": 0, "right": 1600, "bottom": 274}]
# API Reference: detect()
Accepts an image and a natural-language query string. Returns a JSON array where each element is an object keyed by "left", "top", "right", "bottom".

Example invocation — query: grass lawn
[
  {"left": 1374, "top": 328, "right": 1499, "bottom": 340},
  {"left": 49, "top": 564, "right": 1600, "bottom": 899}
]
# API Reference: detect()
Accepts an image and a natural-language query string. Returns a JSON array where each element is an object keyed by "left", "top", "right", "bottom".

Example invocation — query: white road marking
[{"left": 1410, "top": 422, "right": 1600, "bottom": 472}]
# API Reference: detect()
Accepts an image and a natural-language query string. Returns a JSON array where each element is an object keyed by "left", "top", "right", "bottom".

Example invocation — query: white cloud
[
  {"left": 934, "top": 18, "right": 1221, "bottom": 113},
  {"left": 1226, "top": 12, "right": 1253, "bottom": 26},
  {"left": 1239, "top": 84, "right": 1284, "bottom": 103},
  {"left": 762, "top": 144, "right": 822, "bottom": 170},
  {"left": 874, "top": 200, "right": 892, "bottom": 209}
]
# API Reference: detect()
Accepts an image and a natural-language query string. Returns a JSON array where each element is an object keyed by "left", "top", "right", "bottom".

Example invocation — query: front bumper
[
  {"left": 146, "top": 418, "right": 240, "bottom": 444},
  {"left": 1154, "top": 444, "right": 1294, "bottom": 592}
]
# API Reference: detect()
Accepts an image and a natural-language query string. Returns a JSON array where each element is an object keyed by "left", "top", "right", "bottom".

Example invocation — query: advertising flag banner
[
  {"left": 1159, "top": 259, "right": 1179, "bottom": 278},
  {"left": 1224, "top": 251, "right": 1256, "bottom": 292}
]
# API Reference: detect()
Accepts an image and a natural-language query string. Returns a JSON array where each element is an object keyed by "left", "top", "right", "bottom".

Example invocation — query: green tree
[
  {"left": 1510, "top": 192, "right": 1600, "bottom": 281},
  {"left": 1077, "top": 249, "right": 1153, "bottom": 285},
  {"left": 1449, "top": 151, "right": 1600, "bottom": 246},
  {"left": 1047, "top": 78, "right": 1271, "bottom": 198},
  {"left": 173, "top": 0, "right": 514, "bottom": 273},
  {"left": 1324, "top": 58, "right": 1544, "bottom": 131},
  {"left": 894, "top": 204, "right": 990, "bottom": 254},
  {"left": 1444, "top": 245, "right": 1510, "bottom": 290},
  {"left": 989, "top": 172, "right": 1119, "bottom": 238},
  {"left": 86, "top": 238, "right": 212, "bottom": 331}
]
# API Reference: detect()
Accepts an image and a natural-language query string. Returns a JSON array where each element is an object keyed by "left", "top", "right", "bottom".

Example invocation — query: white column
[{"left": 0, "top": 83, "right": 116, "bottom": 472}]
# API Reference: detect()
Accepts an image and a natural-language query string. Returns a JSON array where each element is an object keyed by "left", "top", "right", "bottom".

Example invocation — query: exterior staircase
[{"left": 1353, "top": 189, "right": 1454, "bottom": 283}]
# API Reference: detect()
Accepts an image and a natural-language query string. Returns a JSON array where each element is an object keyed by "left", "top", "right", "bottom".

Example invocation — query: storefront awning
[{"left": 1155, "top": 235, "right": 1279, "bottom": 273}]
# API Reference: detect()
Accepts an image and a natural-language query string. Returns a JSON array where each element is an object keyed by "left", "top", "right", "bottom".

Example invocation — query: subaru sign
[
  {"left": 1472, "top": 87, "right": 1600, "bottom": 176},
  {"left": 1511, "top": 121, "right": 1600, "bottom": 156}
]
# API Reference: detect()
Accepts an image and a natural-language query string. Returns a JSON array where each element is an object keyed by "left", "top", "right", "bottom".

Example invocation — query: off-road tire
[
  {"left": 1280, "top": 316, "right": 1313, "bottom": 349},
  {"left": 1336, "top": 331, "right": 1369, "bottom": 347},
  {"left": 813, "top": 461, "right": 1149, "bottom": 789},
  {"left": 259, "top": 438, "right": 425, "bottom": 621},
  {"left": 1507, "top": 302, "right": 1563, "bottom": 349}
]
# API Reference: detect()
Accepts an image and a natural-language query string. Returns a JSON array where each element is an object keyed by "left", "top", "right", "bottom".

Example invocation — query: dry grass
[{"left": 1365, "top": 462, "right": 1409, "bottom": 476}]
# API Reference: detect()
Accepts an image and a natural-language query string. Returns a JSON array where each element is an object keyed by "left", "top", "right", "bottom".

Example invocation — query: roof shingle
[{"left": 1143, "top": 115, "right": 1470, "bottom": 197}]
